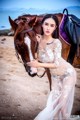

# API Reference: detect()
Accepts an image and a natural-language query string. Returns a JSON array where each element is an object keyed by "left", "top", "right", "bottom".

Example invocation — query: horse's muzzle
[{"left": 24, "top": 65, "right": 37, "bottom": 77}]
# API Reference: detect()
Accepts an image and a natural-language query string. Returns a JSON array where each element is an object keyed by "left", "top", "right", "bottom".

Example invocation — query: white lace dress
[{"left": 34, "top": 39, "right": 77, "bottom": 120}]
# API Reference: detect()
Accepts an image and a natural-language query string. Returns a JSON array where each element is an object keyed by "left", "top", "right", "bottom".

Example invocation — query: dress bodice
[
  {"left": 38, "top": 39, "right": 62, "bottom": 62},
  {"left": 37, "top": 39, "right": 74, "bottom": 76}
]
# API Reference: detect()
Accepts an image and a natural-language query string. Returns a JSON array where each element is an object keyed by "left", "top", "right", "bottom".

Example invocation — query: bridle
[
  {"left": 15, "top": 25, "right": 47, "bottom": 77},
  {"left": 22, "top": 27, "right": 46, "bottom": 78},
  {"left": 14, "top": 21, "right": 52, "bottom": 91},
  {"left": 22, "top": 27, "right": 33, "bottom": 34}
]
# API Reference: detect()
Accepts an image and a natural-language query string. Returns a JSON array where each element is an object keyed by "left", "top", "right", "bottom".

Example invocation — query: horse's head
[{"left": 9, "top": 16, "right": 38, "bottom": 77}]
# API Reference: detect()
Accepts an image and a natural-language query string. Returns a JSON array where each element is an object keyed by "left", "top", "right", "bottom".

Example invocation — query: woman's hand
[
  {"left": 27, "top": 60, "right": 58, "bottom": 69},
  {"left": 27, "top": 60, "right": 40, "bottom": 68}
]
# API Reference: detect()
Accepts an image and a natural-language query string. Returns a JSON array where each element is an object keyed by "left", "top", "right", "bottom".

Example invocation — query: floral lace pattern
[{"left": 38, "top": 39, "right": 62, "bottom": 64}]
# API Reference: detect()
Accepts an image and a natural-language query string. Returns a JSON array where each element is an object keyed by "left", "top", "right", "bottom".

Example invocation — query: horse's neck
[{"left": 55, "top": 14, "right": 63, "bottom": 24}]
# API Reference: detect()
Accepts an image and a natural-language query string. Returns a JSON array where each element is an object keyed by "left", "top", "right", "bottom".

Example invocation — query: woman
[{"left": 27, "top": 14, "right": 77, "bottom": 120}]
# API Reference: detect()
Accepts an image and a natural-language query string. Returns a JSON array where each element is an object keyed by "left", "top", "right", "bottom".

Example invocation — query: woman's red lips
[{"left": 46, "top": 31, "right": 50, "bottom": 33}]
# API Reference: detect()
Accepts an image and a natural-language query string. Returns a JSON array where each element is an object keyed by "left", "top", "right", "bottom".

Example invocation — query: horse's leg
[
  {"left": 60, "top": 38, "right": 80, "bottom": 68},
  {"left": 73, "top": 47, "right": 80, "bottom": 68},
  {"left": 67, "top": 44, "right": 77, "bottom": 64},
  {"left": 46, "top": 68, "right": 52, "bottom": 91}
]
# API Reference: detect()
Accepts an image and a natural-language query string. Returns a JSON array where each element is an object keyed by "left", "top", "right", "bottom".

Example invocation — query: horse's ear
[
  {"left": 9, "top": 16, "right": 18, "bottom": 31},
  {"left": 29, "top": 17, "right": 37, "bottom": 27}
]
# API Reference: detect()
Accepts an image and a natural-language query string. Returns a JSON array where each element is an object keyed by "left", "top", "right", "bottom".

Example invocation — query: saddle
[
  {"left": 60, "top": 8, "right": 80, "bottom": 64},
  {"left": 63, "top": 9, "right": 80, "bottom": 46}
]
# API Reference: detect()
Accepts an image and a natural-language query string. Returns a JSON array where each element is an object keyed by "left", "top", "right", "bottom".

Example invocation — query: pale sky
[{"left": 0, "top": 0, "right": 80, "bottom": 10}]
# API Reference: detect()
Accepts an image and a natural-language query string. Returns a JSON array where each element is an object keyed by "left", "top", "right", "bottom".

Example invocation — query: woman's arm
[
  {"left": 27, "top": 39, "right": 62, "bottom": 69},
  {"left": 39, "top": 61, "right": 59, "bottom": 68},
  {"left": 27, "top": 60, "right": 59, "bottom": 68}
]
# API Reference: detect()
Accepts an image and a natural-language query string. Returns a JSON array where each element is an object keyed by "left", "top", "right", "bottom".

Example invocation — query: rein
[
  {"left": 37, "top": 61, "right": 52, "bottom": 91},
  {"left": 36, "top": 67, "right": 52, "bottom": 91},
  {"left": 37, "top": 61, "right": 47, "bottom": 78},
  {"left": 37, "top": 69, "right": 46, "bottom": 78}
]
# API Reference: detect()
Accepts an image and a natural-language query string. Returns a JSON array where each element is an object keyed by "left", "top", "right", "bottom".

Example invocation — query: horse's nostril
[
  {"left": 28, "top": 69, "right": 31, "bottom": 73},
  {"left": 29, "top": 69, "right": 32, "bottom": 72}
]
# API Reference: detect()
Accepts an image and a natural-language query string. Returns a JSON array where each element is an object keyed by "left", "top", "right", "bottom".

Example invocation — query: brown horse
[
  {"left": 9, "top": 16, "right": 40, "bottom": 77},
  {"left": 10, "top": 13, "right": 80, "bottom": 67},
  {"left": 9, "top": 13, "right": 80, "bottom": 90},
  {"left": 9, "top": 13, "right": 80, "bottom": 76}
]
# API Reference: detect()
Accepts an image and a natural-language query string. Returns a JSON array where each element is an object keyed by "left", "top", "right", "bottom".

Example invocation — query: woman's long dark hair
[{"left": 41, "top": 14, "right": 59, "bottom": 38}]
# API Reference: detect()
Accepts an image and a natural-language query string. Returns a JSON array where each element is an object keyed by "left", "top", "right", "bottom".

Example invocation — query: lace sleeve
[{"left": 53, "top": 39, "right": 62, "bottom": 66}]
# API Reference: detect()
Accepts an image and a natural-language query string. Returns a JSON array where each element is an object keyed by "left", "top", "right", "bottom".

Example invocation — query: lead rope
[
  {"left": 46, "top": 68, "right": 52, "bottom": 91},
  {"left": 37, "top": 67, "right": 52, "bottom": 91},
  {"left": 37, "top": 68, "right": 47, "bottom": 78}
]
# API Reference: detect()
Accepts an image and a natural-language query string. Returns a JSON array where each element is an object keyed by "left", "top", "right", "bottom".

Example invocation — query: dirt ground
[{"left": 0, "top": 36, "right": 80, "bottom": 120}]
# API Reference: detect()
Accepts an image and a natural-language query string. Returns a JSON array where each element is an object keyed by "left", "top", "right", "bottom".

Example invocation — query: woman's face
[{"left": 42, "top": 18, "right": 56, "bottom": 36}]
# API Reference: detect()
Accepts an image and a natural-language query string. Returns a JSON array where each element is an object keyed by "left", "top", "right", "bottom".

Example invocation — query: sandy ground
[{"left": 0, "top": 36, "right": 80, "bottom": 120}]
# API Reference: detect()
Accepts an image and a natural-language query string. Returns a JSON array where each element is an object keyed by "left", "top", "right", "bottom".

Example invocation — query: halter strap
[
  {"left": 21, "top": 17, "right": 38, "bottom": 34},
  {"left": 21, "top": 27, "right": 33, "bottom": 34}
]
